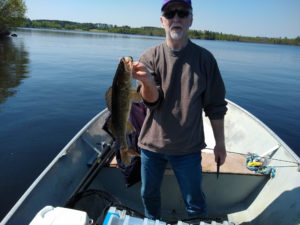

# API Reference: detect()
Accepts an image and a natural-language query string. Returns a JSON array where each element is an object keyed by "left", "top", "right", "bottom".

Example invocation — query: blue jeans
[{"left": 141, "top": 149, "right": 207, "bottom": 220}]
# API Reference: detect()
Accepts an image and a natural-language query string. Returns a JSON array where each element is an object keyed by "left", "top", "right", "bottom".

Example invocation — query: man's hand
[
  {"left": 210, "top": 119, "right": 227, "bottom": 166},
  {"left": 214, "top": 144, "right": 227, "bottom": 166},
  {"left": 132, "top": 61, "right": 152, "bottom": 83},
  {"left": 132, "top": 61, "right": 159, "bottom": 104}
]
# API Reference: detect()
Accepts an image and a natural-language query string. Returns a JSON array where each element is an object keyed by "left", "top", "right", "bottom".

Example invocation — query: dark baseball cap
[{"left": 161, "top": 0, "right": 192, "bottom": 11}]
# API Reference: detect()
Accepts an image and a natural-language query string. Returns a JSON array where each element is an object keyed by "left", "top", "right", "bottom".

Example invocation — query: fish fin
[
  {"left": 120, "top": 147, "right": 140, "bottom": 166},
  {"left": 107, "top": 117, "right": 115, "bottom": 135},
  {"left": 126, "top": 121, "right": 135, "bottom": 133},
  {"left": 120, "top": 149, "right": 131, "bottom": 166},
  {"left": 131, "top": 91, "right": 143, "bottom": 102},
  {"left": 105, "top": 87, "right": 112, "bottom": 112},
  {"left": 127, "top": 148, "right": 140, "bottom": 157}
]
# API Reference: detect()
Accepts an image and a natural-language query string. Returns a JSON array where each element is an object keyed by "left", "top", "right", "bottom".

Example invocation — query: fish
[{"left": 105, "top": 57, "right": 142, "bottom": 166}]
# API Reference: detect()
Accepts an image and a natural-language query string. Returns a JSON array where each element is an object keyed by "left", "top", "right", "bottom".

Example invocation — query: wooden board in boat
[{"left": 109, "top": 151, "right": 261, "bottom": 176}]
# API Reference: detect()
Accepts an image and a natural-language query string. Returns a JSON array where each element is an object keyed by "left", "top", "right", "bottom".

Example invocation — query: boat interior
[
  {"left": 3, "top": 102, "right": 300, "bottom": 225},
  {"left": 64, "top": 102, "right": 300, "bottom": 225},
  {"left": 84, "top": 153, "right": 268, "bottom": 221}
]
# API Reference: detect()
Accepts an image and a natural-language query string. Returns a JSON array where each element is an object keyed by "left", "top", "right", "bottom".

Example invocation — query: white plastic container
[
  {"left": 102, "top": 207, "right": 166, "bottom": 225},
  {"left": 102, "top": 207, "right": 235, "bottom": 225},
  {"left": 29, "top": 206, "right": 91, "bottom": 225}
]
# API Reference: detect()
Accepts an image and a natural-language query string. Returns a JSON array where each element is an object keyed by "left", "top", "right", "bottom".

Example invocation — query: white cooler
[{"left": 29, "top": 206, "right": 92, "bottom": 225}]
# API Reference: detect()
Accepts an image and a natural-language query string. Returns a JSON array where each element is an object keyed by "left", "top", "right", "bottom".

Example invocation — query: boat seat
[
  {"left": 109, "top": 150, "right": 261, "bottom": 176},
  {"left": 201, "top": 150, "right": 262, "bottom": 175}
]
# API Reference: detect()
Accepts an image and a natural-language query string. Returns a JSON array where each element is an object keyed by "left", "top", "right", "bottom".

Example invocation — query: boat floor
[{"left": 83, "top": 150, "right": 268, "bottom": 221}]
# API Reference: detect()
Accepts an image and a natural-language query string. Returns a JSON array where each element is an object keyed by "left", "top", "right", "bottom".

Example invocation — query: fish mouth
[{"left": 122, "top": 56, "right": 133, "bottom": 72}]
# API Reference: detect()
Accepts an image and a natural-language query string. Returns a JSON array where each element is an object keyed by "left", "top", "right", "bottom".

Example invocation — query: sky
[{"left": 24, "top": 0, "right": 300, "bottom": 38}]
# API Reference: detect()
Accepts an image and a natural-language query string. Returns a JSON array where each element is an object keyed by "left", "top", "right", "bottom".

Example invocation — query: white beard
[
  {"left": 169, "top": 23, "right": 184, "bottom": 41},
  {"left": 170, "top": 30, "right": 183, "bottom": 40}
]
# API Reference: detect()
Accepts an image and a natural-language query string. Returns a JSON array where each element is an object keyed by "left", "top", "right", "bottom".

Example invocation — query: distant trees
[
  {"left": 22, "top": 19, "right": 300, "bottom": 46},
  {"left": 23, "top": 19, "right": 114, "bottom": 31},
  {"left": 0, "top": 0, "right": 26, "bottom": 37},
  {"left": 107, "top": 26, "right": 165, "bottom": 36},
  {"left": 25, "top": 20, "right": 63, "bottom": 29}
]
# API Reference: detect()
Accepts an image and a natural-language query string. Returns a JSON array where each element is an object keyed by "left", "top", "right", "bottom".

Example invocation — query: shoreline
[
  {"left": 20, "top": 19, "right": 300, "bottom": 47},
  {"left": 16, "top": 27, "right": 300, "bottom": 47}
]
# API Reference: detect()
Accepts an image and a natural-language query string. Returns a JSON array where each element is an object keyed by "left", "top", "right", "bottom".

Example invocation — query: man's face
[{"left": 160, "top": 2, "right": 193, "bottom": 41}]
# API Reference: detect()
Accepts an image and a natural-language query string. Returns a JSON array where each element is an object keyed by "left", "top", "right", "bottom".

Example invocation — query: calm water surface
[{"left": 0, "top": 28, "right": 299, "bottom": 220}]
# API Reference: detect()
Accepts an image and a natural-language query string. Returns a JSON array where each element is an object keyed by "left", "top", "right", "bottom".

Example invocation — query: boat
[{"left": 1, "top": 100, "right": 300, "bottom": 225}]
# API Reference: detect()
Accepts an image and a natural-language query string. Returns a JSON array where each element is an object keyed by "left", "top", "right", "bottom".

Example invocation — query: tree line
[
  {"left": 22, "top": 19, "right": 300, "bottom": 46},
  {"left": 1, "top": 0, "right": 299, "bottom": 46}
]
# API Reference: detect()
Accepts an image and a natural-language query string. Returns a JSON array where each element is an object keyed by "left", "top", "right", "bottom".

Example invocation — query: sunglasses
[{"left": 162, "top": 9, "right": 191, "bottom": 19}]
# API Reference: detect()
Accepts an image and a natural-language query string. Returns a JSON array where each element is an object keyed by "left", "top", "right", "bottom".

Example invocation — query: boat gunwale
[
  {"left": 226, "top": 99, "right": 300, "bottom": 164},
  {"left": 0, "top": 109, "right": 108, "bottom": 225}
]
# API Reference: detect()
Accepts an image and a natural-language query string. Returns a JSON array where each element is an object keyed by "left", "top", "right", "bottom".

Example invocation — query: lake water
[{"left": 0, "top": 28, "right": 299, "bottom": 220}]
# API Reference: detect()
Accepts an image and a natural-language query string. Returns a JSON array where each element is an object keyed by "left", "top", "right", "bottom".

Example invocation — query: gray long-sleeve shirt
[{"left": 138, "top": 40, "right": 227, "bottom": 155}]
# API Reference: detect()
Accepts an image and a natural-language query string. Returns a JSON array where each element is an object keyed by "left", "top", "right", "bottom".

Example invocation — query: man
[{"left": 132, "top": 0, "right": 227, "bottom": 220}]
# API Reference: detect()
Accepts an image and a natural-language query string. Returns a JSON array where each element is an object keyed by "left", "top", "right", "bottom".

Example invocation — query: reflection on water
[{"left": 0, "top": 37, "right": 29, "bottom": 105}]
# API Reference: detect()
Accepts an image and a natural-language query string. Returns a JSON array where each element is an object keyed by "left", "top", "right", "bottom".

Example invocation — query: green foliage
[
  {"left": 107, "top": 26, "right": 165, "bottom": 36},
  {"left": 0, "top": 0, "right": 26, "bottom": 34},
  {"left": 22, "top": 19, "right": 300, "bottom": 46},
  {"left": 23, "top": 19, "right": 114, "bottom": 32},
  {"left": 187, "top": 29, "right": 300, "bottom": 46}
]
